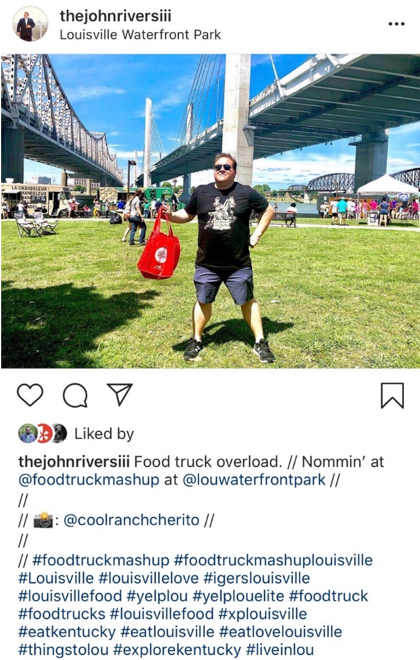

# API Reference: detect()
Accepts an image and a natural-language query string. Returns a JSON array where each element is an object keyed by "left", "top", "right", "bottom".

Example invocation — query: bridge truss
[
  {"left": 392, "top": 167, "right": 420, "bottom": 189},
  {"left": 307, "top": 173, "right": 355, "bottom": 192},
  {"left": 1, "top": 54, "right": 123, "bottom": 184}
]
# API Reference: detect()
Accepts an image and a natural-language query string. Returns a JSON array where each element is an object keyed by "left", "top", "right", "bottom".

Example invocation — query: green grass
[
  {"left": 278, "top": 216, "right": 420, "bottom": 228},
  {"left": 2, "top": 219, "right": 420, "bottom": 368}
]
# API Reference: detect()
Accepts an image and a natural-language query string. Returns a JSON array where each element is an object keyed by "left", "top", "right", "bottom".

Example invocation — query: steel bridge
[
  {"left": 307, "top": 173, "right": 355, "bottom": 192},
  {"left": 1, "top": 54, "right": 123, "bottom": 185},
  {"left": 392, "top": 167, "right": 420, "bottom": 189},
  {"left": 144, "top": 54, "right": 420, "bottom": 185},
  {"left": 302, "top": 167, "right": 420, "bottom": 193}
]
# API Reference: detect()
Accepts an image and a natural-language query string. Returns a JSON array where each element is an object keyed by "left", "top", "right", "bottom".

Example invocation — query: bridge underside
[
  {"left": 138, "top": 136, "right": 223, "bottom": 185},
  {"left": 2, "top": 115, "right": 122, "bottom": 186},
  {"left": 2, "top": 118, "right": 123, "bottom": 185},
  {"left": 146, "top": 54, "right": 420, "bottom": 184}
]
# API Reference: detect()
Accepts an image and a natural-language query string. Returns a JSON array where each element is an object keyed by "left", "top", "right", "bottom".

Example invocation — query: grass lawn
[{"left": 2, "top": 219, "right": 419, "bottom": 368}]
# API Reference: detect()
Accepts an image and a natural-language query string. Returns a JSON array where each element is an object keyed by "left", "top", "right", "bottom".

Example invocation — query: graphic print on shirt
[{"left": 204, "top": 196, "right": 236, "bottom": 230}]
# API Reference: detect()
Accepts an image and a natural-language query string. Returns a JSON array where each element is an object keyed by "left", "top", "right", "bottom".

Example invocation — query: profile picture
[
  {"left": 13, "top": 6, "right": 48, "bottom": 42},
  {"left": 19, "top": 424, "right": 38, "bottom": 444},
  {"left": 52, "top": 424, "right": 67, "bottom": 443}
]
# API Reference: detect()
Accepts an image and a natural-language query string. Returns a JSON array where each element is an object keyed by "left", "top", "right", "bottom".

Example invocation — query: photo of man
[
  {"left": 16, "top": 11, "right": 35, "bottom": 41},
  {"left": 13, "top": 8, "right": 48, "bottom": 41},
  {"left": 19, "top": 424, "right": 37, "bottom": 443}
]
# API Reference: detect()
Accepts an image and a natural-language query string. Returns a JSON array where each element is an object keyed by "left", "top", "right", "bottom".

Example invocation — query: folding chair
[
  {"left": 398, "top": 210, "right": 410, "bottom": 225},
  {"left": 33, "top": 211, "right": 58, "bottom": 235},
  {"left": 367, "top": 212, "right": 379, "bottom": 227},
  {"left": 15, "top": 213, "right": 41, "bottom": 237}
]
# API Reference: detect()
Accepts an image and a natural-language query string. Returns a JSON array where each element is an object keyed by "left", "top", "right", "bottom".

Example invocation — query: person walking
[
  {"left": 121, "top": 194, "right": 134, "bottom": 241},
  {"left": 129, "top": 190, "right": 147, "bottom": 246}
]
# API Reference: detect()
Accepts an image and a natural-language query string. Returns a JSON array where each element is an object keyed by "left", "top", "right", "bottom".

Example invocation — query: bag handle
[{"left": 152, "top": 206, "right": 174, "bottom": 236}]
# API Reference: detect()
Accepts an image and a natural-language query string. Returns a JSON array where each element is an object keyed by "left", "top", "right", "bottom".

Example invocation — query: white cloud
[
  {"left": 390, "top": 121, "right": 420, "bottom": 137},
  {"left": 109, "top": 131, "right": 120, "bottom": 136},
  {"left": 251, "top": 152, "right": 355, "bottom": 186},
  {"left": 387, "top": 157, "right": 416, "bottom": 169},
  {"left": 113, "top": 150, "right": 144, "bottom": 159},
  {"left": 67, "top": 86, "right": 126, "bottom": 102}
]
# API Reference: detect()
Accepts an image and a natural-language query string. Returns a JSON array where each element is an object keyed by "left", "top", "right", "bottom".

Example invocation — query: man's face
[
  {"left": 25, "top": 427, "right": 31, "bottom": 434},
  {"left": 213, "top": 157, "right": 236, "bottom": 189},
  {"left": 24, "top": 12, "right": 29, "bottom": 18}
]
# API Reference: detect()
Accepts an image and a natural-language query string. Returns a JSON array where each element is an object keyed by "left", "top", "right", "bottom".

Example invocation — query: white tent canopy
[{"left": 357, "top": 174, "right": 418, "bottom": 195}]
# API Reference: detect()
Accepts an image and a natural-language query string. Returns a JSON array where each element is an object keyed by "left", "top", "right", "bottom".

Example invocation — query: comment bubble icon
[{"left": 63, "top": 383, "right": 88, "bottom": 408}]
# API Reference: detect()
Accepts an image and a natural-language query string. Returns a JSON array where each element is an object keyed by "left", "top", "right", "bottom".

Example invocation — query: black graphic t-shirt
[{"left": 185, "top": 182, "right": 269, "bottom": 270}]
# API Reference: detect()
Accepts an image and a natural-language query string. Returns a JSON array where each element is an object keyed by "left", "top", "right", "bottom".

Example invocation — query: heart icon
[{"left": 17, "top": 384, "right": 44, "bottom": 407}]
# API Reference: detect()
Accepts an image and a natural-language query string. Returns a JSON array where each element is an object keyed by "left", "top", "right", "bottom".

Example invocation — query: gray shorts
[{"left": 194, "top": 266, "right": 254, "bottom": 305}]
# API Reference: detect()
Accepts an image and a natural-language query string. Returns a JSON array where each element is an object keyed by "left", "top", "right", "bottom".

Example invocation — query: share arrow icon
[{"left": 107, "top": 384, "right": 133, "bottom": 407}]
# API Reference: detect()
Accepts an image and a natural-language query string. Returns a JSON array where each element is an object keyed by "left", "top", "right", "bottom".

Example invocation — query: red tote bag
[{"left": 137, "top": 208, "right": 181, "bottom": 280}]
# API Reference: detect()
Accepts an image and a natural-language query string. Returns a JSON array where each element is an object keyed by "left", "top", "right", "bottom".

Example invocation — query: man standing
[
  {"left": 337, "top": 197, "right": 348, "bottom": 226},
  {"left": 166, "top": 152, "right": 275, "bottom": 363},
  {"left": 129, "top": 190, "right": 146, "bottom": 246},
  {"left": 17, "top": 12, "right": 35, "bottom": 41},
  {"left": 330, "top": 198, "right": 339, "bottom": 225}
]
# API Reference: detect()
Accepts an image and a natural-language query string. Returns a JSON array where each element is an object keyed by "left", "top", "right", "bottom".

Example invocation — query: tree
[
  {"left": 73, "top": 184, "right": 86, "bottom": 193},
  {"left": 162, "top": 181, "right": 173, "bottom": 189},
  {"left": 254, "top": 184, "right": 271, "bottom": 195},
  {"left": 190, "top": 186, "right": 196, "bottom": 194}
]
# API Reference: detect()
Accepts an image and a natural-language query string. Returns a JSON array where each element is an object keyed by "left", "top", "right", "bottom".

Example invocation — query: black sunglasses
[{"left": 214, "top": 164, "right": 233, "bottom": 171}]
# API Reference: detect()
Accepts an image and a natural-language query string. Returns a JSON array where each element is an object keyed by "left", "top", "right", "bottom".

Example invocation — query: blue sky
[{"left": 25, "top": 54, "right": 420, "bottom": 188}]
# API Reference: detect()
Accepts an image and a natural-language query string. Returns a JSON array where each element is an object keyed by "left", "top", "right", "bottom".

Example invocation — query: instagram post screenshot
[{"left": 1, "top": 2, "right": 419, "bottom": 659}]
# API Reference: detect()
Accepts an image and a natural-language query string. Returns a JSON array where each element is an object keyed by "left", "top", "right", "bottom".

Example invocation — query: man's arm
[
  {"left": 166, "top": 207, "right": 195, "bottom": 224},
  {"left": 250, "top": 204, "right": 274, "bottom": 248}
]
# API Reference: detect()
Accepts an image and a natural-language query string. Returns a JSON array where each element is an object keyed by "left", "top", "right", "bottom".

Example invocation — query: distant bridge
[
  {"left": 303, "top": 167, "right": 420, "bottom": 193},
  {"left": 1, "top": 54, "right": 123, "bottom": 185}
]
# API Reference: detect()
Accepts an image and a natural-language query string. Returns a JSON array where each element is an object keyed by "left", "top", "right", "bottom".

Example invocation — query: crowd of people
[{"left": 319, "top": 196, "right": 419, "bottom": 224}]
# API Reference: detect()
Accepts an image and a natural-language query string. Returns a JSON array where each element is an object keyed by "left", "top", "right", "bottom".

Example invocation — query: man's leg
[
  {"left": 139, "top": 222, "right": 147, "bottom": 244},
  {"left": 241, "top": 298, "right": 263, "bottom": 342},
  {"left": 183, "top": 268, "right": 220, "bottom": 360},
  {"left": 183, "top": 301, "right": 211, "bottom": 361},
  {"left": 242, "top": 298, "right": 275, "bottom": 363},
  {"left": 129, "top": 221, "right": 137, "bottom": 244},
  {"left": 192, "top": 301, "right": 212, "bottom": 340}
]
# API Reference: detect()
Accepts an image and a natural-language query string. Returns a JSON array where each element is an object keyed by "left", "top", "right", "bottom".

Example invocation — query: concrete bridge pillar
[
  {"left": 86, "top": 179, "right": 92, "bottom": 195},
  {"left": 222, "top": 54, "right": 253, "bottom": 186},
  {"left": 350, "top": 130, "right": 389, "bottom": 191},
  {"left": 180, "top": 103, "right": 193, "bottom": 204},
  {"left": 61, "top": 171, "right": 68, "bottom": 186},
  {"left": 143, "top": 98, "right": 152, "bottom": 188},
  {"left": 1, "top": 124, "right": 24, "bottom": 183},
  {"left": 304, "top": 192, "right": 310, "bottom": 203}
]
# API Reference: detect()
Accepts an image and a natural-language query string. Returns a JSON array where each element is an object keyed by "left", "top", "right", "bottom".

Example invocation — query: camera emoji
[{"left": 34, "top": 513, "right": 53, "bottom": 528}]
